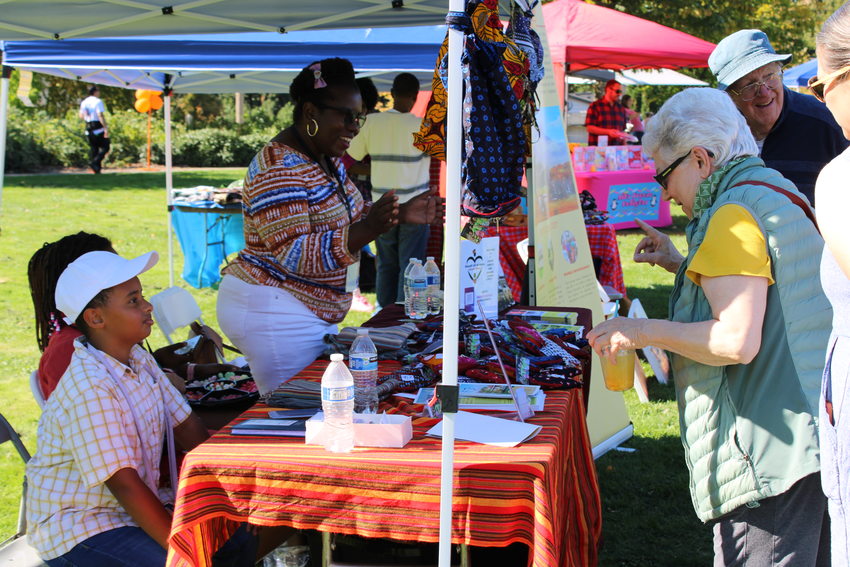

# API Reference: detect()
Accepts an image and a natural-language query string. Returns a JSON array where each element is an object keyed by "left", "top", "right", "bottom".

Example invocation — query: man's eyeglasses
[
  {"left": 808, "top": 64, "right": 850, "bottom": 102},
  {"left": 728, "top": 71, "right": 783, "bottom": 101},
  {"left": 317, "top": 103, "right": 367, "bottom": 128},
  {"left": 653, "top": 149, "right": 714, "bottom": 189}
]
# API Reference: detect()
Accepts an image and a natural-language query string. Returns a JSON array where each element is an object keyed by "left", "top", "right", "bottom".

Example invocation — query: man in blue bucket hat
[{"left": 709, "top": 29, "right": 847, "bottom": 204}]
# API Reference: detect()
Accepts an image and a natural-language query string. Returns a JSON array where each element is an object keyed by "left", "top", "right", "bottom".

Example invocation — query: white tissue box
[{"left": 305, "top": 413, "right": 413, "bottom": 448}]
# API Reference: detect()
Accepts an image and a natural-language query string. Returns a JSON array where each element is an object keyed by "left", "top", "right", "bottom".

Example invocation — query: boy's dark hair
[
  {"left": 28, "top": 232, "right": 113, "bottom": 351},
  {"left": 74, "top": 288, "right": 113, "bottom": 336},
  {"left": 290, "top": 58, "right": 358, "bottom": 123},
  {"left": 356, "top": 77, "right": 380, "bottom": 113},
  {"left": 88, "top": 85, "right": 99, "bottom": 96},
  {"left": 391, "top": 73, "right": 420, "bottom": 98}
]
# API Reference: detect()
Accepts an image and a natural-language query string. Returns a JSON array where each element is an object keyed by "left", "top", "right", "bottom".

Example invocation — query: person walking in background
[
  {"left": 79, "top": 85, "right": 110, "bottom": 174},
  {"left": 709, "top": 29, "right": 847, "bottom": 204},
  {"left": 811, "top": 3, "right": 850, "bottom": 560},
  {"left": 621, "top": 94, "right": 644, "bottom": 143},
  {"left": 584, "top": 79, "right": 629, "bottom": 145},
  {"left": 347, "top": 72, "right": 433, "bottom": 308},
  {"left": 588, "top": 88, "right": 832, "bottom": 566}
]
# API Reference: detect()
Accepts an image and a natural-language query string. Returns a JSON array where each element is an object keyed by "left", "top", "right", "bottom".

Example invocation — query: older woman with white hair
[{"left": 588, "top": 87, "right": 832, "bottom": 565}]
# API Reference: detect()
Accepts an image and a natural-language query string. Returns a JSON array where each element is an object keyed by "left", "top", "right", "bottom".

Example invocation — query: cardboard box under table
[
  {"left": 166, "top": 360, "right": 602, "bottom": 567},
  {"left": 574, "top": 169, "right": 672, "bottom": 230}
]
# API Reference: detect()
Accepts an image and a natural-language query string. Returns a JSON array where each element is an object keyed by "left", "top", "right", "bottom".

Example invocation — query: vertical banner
[{"left": 530, "top": 5, "right": 631, "bottom": 451}]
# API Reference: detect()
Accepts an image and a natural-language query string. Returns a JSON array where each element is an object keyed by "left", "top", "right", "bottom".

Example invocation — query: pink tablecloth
[{"left": 575, "top": 169, "right": 671, "bottom": 230}]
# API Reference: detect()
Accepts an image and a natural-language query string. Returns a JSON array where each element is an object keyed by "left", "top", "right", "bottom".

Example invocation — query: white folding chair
[
  {"left": 0, "top": 412, "right": 46, "bottom": 566},
  {"left": 149, "top": 286, "right": 205, "bottom": 344},
  {"left": 29, "top": 370, "right": 45, "bottom": 410}
]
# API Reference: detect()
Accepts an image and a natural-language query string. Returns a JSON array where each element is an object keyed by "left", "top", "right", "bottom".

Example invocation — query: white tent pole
[
  {"left": 438, "top": 0, "right": 463, "bottom": 565},
  {"left": 165, "top": 91, "right": 174, "bottom": 287},
  {"left": 525, "top": 160, "right": 536, "bottom": 305},
  {"left": 0, "top": 64, "right": 10, "bottom": 223}
]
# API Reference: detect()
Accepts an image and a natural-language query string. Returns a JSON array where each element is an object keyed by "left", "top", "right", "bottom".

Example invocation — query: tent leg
[
  {"left": 0, "top": 65, "right": 11, "bottom": 227},
  {"left": 438, "top": 1, "right": 464, "bottom": 566},
  {"left": 165, "top": 93, "right": 175, "bottom": 287}
]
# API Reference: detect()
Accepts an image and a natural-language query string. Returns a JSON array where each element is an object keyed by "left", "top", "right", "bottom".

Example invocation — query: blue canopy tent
[
  {"left": 783, "top": 57, "right": 817, "bottom": 88},
  {"left": 0, "top": 27, "right": 447, "bottom": 93}
]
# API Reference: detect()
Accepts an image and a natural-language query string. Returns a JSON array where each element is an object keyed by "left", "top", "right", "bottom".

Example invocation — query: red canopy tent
[{"left": 542, "top": 0, "right": 716, "bottom": 109}]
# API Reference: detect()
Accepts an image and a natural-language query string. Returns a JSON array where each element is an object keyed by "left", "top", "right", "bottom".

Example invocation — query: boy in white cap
[{"left": 23, "top": 251, "right": 254, "bottom": 566}]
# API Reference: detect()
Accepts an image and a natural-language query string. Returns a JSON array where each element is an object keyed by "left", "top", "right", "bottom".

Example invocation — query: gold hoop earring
[{"left": 306, "top": 119, "right": 319, "bottom": 137}]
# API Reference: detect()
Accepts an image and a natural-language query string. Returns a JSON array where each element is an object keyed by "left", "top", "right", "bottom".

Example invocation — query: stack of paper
[
  {"left": 426, "top": 411, "right": 542, "bottom": 447},
  {"left": 231, "top": 418, "right": 307, "bottom": 437}
]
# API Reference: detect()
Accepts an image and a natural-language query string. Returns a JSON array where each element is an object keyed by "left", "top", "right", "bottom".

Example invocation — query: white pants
[{"left": 216, "top": 275, "right": 337, "bottom": 395}]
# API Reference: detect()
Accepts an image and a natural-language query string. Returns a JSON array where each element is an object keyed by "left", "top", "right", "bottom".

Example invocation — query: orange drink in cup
[{"left": 600, "top": 349, "right": 636, "bottom": 391}]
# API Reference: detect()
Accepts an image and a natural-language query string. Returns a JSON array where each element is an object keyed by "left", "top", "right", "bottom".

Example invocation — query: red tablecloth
[
  {"left": 166, "top": 361, "right": 602, "bottom": 567},
  {"left": 586, "top": 223, "right": 626, "bottom": 296}
]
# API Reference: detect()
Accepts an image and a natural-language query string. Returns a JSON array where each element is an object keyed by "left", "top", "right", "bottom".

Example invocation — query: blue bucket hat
[{"left": 709, "top": 29, "right": 791, "bottom": 91}]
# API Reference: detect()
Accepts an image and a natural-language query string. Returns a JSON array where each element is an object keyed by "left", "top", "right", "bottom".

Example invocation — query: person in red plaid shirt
[{"left": 585, "top": 80, "right": 629, "bottom": 145}]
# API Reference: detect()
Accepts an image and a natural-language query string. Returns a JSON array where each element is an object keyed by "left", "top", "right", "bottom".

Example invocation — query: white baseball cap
[{"left": 55, "top": 250, "right": 159, "bottom": 323}]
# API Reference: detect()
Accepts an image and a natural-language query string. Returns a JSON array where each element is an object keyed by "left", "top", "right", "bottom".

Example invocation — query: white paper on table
[{"left": 425, "top": 411, "right": 542, "bottom": 447}]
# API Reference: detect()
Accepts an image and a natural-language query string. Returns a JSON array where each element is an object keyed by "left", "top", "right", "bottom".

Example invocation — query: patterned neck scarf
[{"left": 691, "top": 156, "right": 749, "bottom": 219}]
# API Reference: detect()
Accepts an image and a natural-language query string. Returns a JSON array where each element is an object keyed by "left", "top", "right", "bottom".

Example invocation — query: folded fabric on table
[
  {"left": 266, "top": 379, "right": 321, "bottom": 409},
  {"left": 336, "top": 324, "right": 418, "bottom": 351}
]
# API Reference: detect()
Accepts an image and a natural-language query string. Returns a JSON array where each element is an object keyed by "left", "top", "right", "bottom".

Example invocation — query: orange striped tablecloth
[{"left": 167, "top": 360, "right": 601, "bottom": 567}]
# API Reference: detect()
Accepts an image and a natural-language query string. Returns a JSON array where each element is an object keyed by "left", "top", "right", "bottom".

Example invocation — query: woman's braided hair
[{"left": 28, "top": 232, "right": 113, "bottom": 352}]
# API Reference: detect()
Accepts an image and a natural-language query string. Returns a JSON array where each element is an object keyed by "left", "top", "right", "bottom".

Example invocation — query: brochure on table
[
  {"left": 459, "top": 236, "right": 499, "bottom": 320},
  {"left": 414, "top": 384, "right": 545, "bottom": 412}
]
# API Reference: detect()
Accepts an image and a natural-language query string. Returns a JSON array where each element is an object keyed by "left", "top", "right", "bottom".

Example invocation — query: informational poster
[
  {"left": 459, "top": 236, "right": 499, "bottom": 320},
  {"left": 531, "top": 5, "right": 632, "bottom": 453},
  {"left": 607, "top": 182, "right": 663, "bottom": 225}
]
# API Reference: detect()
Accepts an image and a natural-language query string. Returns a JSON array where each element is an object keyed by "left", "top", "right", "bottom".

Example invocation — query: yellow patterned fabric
[
  {"left": 26, "top": 339, "right": 191, "bottom": 560},
  {"left": 413, "top": 0, "right": 532, "bottom": 161}
]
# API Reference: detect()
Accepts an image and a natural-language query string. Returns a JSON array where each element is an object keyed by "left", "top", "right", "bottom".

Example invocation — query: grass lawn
[{"left": 0, "top": 171, "right": 710, "bottom": 564}]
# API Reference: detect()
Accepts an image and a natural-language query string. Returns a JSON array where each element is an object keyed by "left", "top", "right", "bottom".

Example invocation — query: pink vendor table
[{"left": 574, "top": 170, "right": 672, "bottom": 230}]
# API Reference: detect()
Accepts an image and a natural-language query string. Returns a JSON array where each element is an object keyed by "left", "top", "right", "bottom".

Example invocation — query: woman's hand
[
  {"left": 399, "top": 186, "right": 442, "bottom": 225},
  {"left": 348, "top": 191, "right": 399, "bottom": 252},
  {"left": 587, "top": 317, "right": 651, "bottom": 363},
  {"left": 633, "top": 218, "right": 684, "bottom": 273}
]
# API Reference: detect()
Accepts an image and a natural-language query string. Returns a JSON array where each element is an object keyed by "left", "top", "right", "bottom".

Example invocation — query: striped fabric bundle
[
  {"left": 166, "top": 360, "right": 601, "bottom": 567},
  {"left": 335, "top": 323, "right": 418, "bottom": 351}
]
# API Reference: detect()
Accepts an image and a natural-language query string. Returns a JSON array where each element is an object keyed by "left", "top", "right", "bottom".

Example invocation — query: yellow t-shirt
[{"left": 686, "top": 204, "right": 774, "bottom": 286}]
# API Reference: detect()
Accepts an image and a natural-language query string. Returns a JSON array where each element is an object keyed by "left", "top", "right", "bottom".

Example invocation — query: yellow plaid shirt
[{"left": 26, "top": 338, "right": 191, "bottom": 560}]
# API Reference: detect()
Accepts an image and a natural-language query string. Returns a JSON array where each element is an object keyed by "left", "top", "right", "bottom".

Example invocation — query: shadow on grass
[
  {"left": 5, "top": 170, "right": 245, "bottom": 191},
  {"left": 596, "top": 382, "right": 712, "bottom": 566}
]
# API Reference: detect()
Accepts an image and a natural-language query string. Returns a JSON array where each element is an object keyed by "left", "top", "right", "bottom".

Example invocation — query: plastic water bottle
[
  {"left": 409, "top": 260, "right": 428, "bottom": 320},
  {"left": 320, "top": 353, "right": 354, "bottom": 453},
  {"left": 403, "top": 258, "right": 417, "bottom": 314},
  {"left": 424, "top": 256, "right": 442, "bottom": 315},
  {"left": 349, "top": 329, "right": 378, "bottom": 414}
]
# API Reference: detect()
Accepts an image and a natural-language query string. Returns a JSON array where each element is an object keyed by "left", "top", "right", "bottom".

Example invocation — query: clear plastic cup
[{"left": 600, "top": 349, "right": 636, "bottom": 391}]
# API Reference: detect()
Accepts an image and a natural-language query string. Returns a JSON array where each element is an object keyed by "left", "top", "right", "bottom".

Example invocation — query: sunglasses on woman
[
  {"left": 317, "top": 103, "right": 367, "bottom": 128},
  {"left": 653, "top": 149, "right": 715, "bottom": 189},
  {"left": 808, "top": 64, "right": 850, "bottom": 102}
]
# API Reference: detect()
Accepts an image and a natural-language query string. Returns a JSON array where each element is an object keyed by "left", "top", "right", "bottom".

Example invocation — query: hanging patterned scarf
[{"left": 691, "top": 156, "right": 749, "bottom": 219}]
